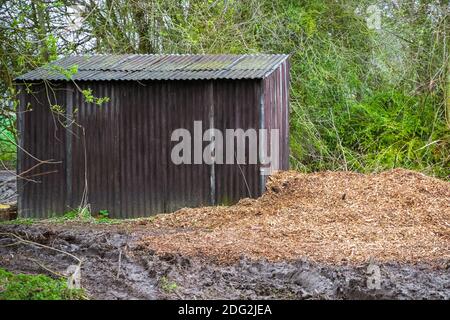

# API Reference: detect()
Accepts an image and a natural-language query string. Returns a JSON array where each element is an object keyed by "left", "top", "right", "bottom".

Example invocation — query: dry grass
[{"left": 138, "top": 169, "right": 450, "bottom": 265}]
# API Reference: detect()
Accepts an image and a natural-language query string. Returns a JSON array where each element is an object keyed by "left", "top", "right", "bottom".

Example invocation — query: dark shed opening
[{"left": 15, "top": 54, "right": 290, "bottom": 218}]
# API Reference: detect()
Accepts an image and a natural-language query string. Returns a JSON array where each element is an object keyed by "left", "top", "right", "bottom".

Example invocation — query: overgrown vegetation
[
  {"left": 0, "top": 208, "right": 121, "bottom": 225},
  {"left": 159, "top": 276, "right": 178, "bottom": 294},
  {"left": 0, "top": 115, "right": 15, "bottom": 167},
  {"left": 47, "top": 208, "right": 121, "bottom": 224},
  {"left": 0, "top": 218, "right": 34, "bottom": 225},
  {"left": 0, "top": 268, "right": 86, "bottom": 300},
  {"left": 0, "top": 209, "right": 159, "bottom": 225},
  {"left": 0, "top": 1, "right": 449, "bottom": 177}
]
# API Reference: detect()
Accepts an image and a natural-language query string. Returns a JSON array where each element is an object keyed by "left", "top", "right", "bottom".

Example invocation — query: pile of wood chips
[{"left": 138, "top": 169, "right": 450, "bottom": 265}]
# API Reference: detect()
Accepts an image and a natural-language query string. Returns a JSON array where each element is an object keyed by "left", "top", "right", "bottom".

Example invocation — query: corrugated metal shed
[
  {"left": 15, "top": 54, "right": 290, "bottom": 218},
  {"left": 15, "top": 54, "right": 288, "bottom": 81}
]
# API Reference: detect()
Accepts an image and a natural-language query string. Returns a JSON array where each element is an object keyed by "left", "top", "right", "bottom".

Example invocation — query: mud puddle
[
  {"left": 0, "top": 223, "right": 448, "bottom": 300},
  {"left": 0, "top": 223, "right": 157, "bottom": 299}
]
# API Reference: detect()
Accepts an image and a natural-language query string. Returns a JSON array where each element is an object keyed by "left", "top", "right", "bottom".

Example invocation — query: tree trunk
[{"left": 31, "top": 0, "right": 49, "bottom": 62}]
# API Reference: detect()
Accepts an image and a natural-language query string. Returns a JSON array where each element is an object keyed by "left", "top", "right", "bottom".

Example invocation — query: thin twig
[
  {"left": 27, "top": 257, "right": 65, "bottom": 278},
  {"left": 116, "top": 249, "right": 122, "bottom": 280},
  {"left": 0, "top": 232, "right": 81, "bottom": 265},
  {"left": 235, "top": 152, "right": 252, "bottom": 198}
]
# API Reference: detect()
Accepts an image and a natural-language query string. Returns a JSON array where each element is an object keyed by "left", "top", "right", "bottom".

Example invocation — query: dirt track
[{"left": 0, "top": 169, "right": 449, "bottom": 299}]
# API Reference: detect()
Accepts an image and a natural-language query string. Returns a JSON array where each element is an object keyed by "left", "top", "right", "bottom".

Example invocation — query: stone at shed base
[{"left": 0, "top": 203, "right": 18, "bottom": 221}]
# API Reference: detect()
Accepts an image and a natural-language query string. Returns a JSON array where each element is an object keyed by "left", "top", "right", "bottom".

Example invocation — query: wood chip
[{"left": 138, "top": 169, "right": 450, "bottom": 265}]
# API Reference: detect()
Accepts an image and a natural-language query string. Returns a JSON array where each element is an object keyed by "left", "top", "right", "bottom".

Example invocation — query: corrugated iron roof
[{"left": 15, "top": 54, "right": 289, "bottom": 81}]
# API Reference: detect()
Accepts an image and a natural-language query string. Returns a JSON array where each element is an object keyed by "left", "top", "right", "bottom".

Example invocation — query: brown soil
[{"left": 139, "top": 169, "right": 450, "bottom": 265}]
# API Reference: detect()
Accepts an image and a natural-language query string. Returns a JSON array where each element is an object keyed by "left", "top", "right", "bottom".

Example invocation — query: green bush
[
  {"left": 1, "top": 1, "right": 449, "bottom": 178},
  {"left": 0, "top": 115, "right": 16, "bottom": 168},
  {"left": 0, "top": 268, "right": 86, "bottom": 300},
  {"left": 337, "top": 91, "right": 449, "bottom": 176}
]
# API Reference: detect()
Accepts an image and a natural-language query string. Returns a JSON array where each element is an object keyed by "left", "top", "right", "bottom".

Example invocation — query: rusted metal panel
[
  {"left": 261, "top": 59, "right": 290, "bottom": 178},
  {"left": 17, "top": 83, "right": 67, "bottom": 218},
  {"left": 165, "top": 81, "right": 211, "bottom": 213},
  {"left": 60, "top": 80, "right": 212, "bottom": 218},
  {"left": 213, "top": 80, "right": 261, "bottom": 205}
]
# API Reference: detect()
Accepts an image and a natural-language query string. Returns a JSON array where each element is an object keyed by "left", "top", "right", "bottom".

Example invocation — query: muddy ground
[
  {"left": 0, "top": 169, "right": 449, "bottom": 299},
  {"left": 0, "top": 223, "right": 448, "bottom": 300}
]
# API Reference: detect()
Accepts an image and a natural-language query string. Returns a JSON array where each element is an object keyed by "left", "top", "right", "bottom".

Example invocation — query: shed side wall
[{"left": 261, "top": 60, "right": 290, "bottom": 189}]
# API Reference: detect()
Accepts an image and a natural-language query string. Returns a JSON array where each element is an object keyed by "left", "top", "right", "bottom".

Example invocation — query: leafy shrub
[
  {"left": 337, "top": 91, "right": 449, "bottom": 176},
  {"left": 0, "top": 268, "right": 86, "bottom": 300},
  {"left": 0, "top": 115, "right": 16, "bottom": 168}
]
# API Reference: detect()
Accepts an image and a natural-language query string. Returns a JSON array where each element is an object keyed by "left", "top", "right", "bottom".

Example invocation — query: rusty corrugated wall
[
  {"left": 260, "top": 59, "right": 290, "bottom": 189},
  {"left": 17, "top": 78, "right": 289, "bottom": 218},
  {"left": 17, "top": 83, "right": 67, "bottom": 218},
  {"left": 68, "top": 80, "right": 213, "bottom": 218},
  {"left": 16, "top": 55, "right": 289, "bottom": 218},
  {"left": 213, "top": 80, "right": 261, "bottom": 204}
]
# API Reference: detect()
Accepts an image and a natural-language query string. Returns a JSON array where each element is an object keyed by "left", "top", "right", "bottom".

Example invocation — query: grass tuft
[{"left": 0, "top": 268, "right": 86, "bottom": 300}]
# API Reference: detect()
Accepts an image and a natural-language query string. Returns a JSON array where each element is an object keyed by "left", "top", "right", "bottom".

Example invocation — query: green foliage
[
  {"left": 50, "top": 104, "right": 63, "bottom": 114},
  {"left": 96, "top": 209, "right": 114, "bottom": 223},
  {"left": 2, "top": 212, "right": 123, "bottom": 225},
  {"left": 142, "top": 0, "right": 449, "bottom": 177},
  {"left": 0, "top": 115, "right": 16, "bottom": 167},
  {"left": 81, "top": 88, "right": 110, "bottom": 106},
  {"left": 0, "top": 218, "right": 34, "bottom": 225},
  {"left": 45, "top": 34, "right": 58, "bottom": 62},
  {"left": 46, "top": 208, "right": 122, "bottom": 224},
  {"left": 0, "top": 268, "right": 86, "bottom": 300},
  {"left": 48, "top": 208, "right": 93, "bottom": 223},
  {"left": 65, "top": 209, "right": 91, "bottom": 220},
  {"left": 98, "top": 209, "right": 109, "bottom": 218},
  {"left": 49, "top": 64, "right": 79, "bottom": 80},
  {"left": 0, "top": 0, "right": 449, "bottom": 178},
  {"left": 159, "top": 276, "right": 178, "bottom": 293},
  {"left": 336, "top": 92, "right": 449, "bottom": 175}
]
